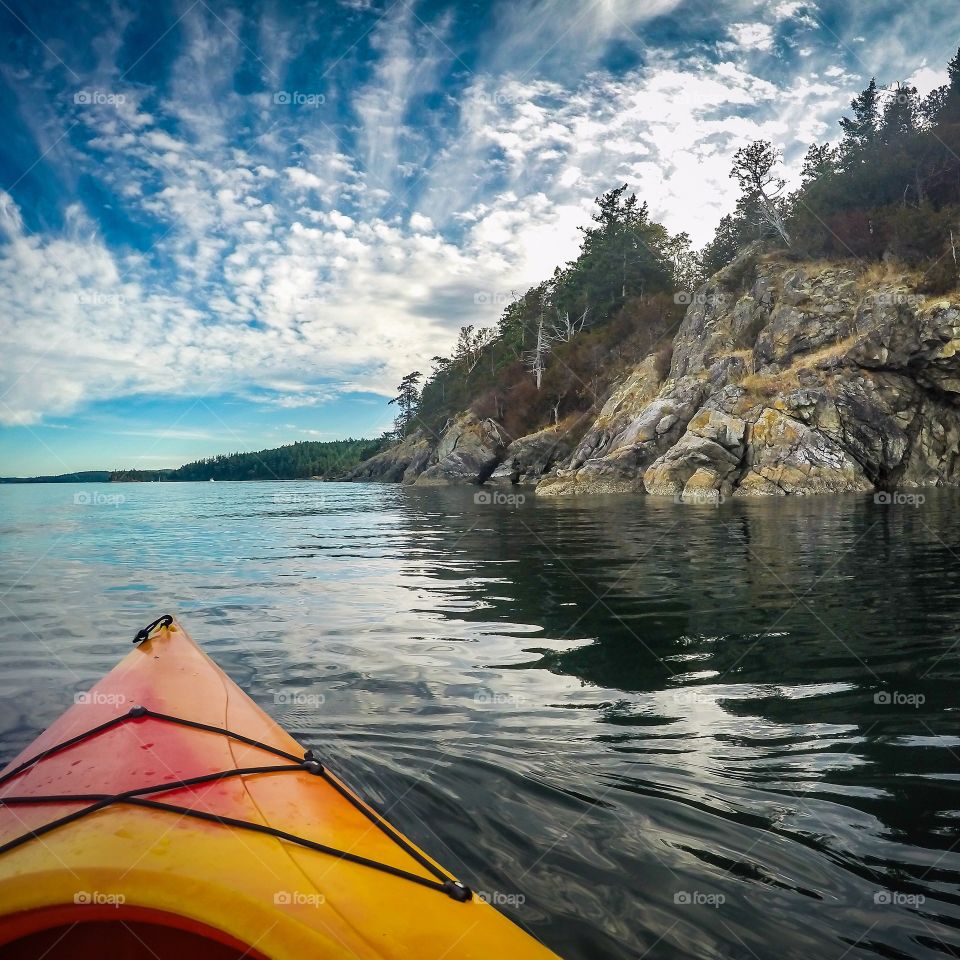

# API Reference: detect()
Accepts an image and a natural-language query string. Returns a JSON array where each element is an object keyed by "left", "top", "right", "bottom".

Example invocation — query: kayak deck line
[
  {"left": 131, "top": 616, "right": 471, "bottom": 893},
  {"left": 0, "top": 703, "right": 473, "bottom": 901},
  {"left": 0, "top": 705, "right": 303, "bottom": 788}
]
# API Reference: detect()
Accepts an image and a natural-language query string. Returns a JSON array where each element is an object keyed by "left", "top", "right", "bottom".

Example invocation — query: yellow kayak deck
[{"left": 0, "top": 617, "right": 560, "bottom": 959}]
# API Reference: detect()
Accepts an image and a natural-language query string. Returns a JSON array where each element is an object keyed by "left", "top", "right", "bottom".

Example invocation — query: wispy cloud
[{"left": 1, "top": 0, "right": 958, "bottom": 437}]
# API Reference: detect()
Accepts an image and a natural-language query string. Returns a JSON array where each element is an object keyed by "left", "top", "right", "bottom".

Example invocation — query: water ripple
[{"left": 1, "top": 481, "right": 959, "bottom": 959}]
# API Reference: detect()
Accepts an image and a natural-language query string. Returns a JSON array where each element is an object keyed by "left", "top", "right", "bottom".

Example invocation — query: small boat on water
[{"left": 0, "top": 616, "right": 559, "bottom": 959}]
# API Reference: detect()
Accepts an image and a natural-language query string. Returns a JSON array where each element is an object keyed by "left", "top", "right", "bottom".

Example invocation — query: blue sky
[{"left": 1, "top": 0, "right": 958, "bottom": 475}]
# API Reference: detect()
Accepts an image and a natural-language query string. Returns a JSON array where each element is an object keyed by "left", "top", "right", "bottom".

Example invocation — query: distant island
[
  {"left": 0, "top": 471, "right": 113, "bottom": 484},
  {"left": 2, "top": 438, "right": 386, "bottom": 484}
]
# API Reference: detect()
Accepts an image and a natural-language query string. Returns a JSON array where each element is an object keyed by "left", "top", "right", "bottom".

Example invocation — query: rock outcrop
[
  {"left": 735, "top": 403, "right": 873, "bottom": 496},
  {"left": 644, "top": 398, "right": 748, "bottom": 501},
  {"left": 345, "top": 430, "right": 433, "bottom": 484},
  {"left": 536, "top": 355, "right": 671, "bottom": 496},
  {"left": 488, "top": 425, "right": 572, "bottom": 485},
  {"left": 541, "top": 251, "right": 960, "bottom": 498},
  {"left": 414, "top": 413, "right": 506, "bottom": 486},
  {"left": 350, "top": 249, "right": 960, "bottom": 498}
]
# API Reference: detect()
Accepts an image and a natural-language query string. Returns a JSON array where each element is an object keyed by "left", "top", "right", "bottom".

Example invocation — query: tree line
[
  {"left": 703, "top": 47, "right": 960, "bottom": 281},
  {"left": 389, "top": 184, "right": 694, "bottom": 441},
  {"left": 109, "top": 437, "right": 385, "bottom": 482}
]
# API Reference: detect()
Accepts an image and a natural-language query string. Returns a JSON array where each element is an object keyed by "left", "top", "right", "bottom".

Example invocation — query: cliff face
[
  {"left": 354, "top": 252, "right": 960, "bottom": 497},
  {"left": 414, "top": 412, "right": 505, "bottom": 486},
  {"left": 546, "top": 252, "right": 960, "bottom": 498}
]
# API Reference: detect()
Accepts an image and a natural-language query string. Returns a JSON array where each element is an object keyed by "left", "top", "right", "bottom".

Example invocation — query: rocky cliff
[{"left": 353, "top": 251, "right": 960, "bottom": 498}]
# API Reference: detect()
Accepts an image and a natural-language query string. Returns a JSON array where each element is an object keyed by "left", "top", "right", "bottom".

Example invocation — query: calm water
[{"left": 1, "top": 481, "right": 959, "bottom": 959}]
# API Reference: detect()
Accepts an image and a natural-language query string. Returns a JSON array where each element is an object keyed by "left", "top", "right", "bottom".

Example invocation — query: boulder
[
  {"left": 644, "top": 406, "right": 748, "bottom": 500},
  {"left": 487, "top": 425, "right": 572, "bottom": 485},
  {"left": 736, "top": 406, "right": 872, "bottom": 496},
  {"left": 414, "top": 413, "right": 506, "bottom": 486}
]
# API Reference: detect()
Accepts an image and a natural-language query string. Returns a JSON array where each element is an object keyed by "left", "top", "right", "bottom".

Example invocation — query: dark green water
[{"left": 1, "top": 481, "right": 958, "bottom": 959}]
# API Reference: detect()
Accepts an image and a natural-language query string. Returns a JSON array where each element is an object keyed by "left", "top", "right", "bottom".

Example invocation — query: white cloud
[
  {"left": 771, "top": 1, "right": 821, "bottom": 29},
  {"left": 409, "top": 212, "right": 434, "bottom": 232},
  {"left": 726, "top": 23, "right": 776, "bottom": 53},
  {"left": 417, "top": 53, "right": 838, "bottom": 256},
  {"left": 483, "top": 0, "right": 685, "bottom": 74},
  {"left": 908, "top": 64, "right": 949, "bottom": 97},
  {"left": 351, "top": 4, "right": 454, "bottom": 201},
  {"left": 329, "top": 210, "right": 355, "bottom": 231}
]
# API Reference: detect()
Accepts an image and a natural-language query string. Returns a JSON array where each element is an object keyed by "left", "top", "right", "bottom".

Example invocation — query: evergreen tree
[
  {"left": 940, "top": 46, "right": 960, "bottom": 124},
  {"left": 839, "top": 78, "right": 882, "bottom": 161},
  {"left": 388, "top": 372, "right": 422, "bottom": 437},
  {"left": 558, "top": 184, "right": 673, "bottom": 319},
  {"left": 880, "top": 83, "right": 920, "bottom": 142},
  {"left": 949, "top": 46, "right": 960, "bottom": 92},
  {"left": 800, "top": 143, "right": 838, "bottom": 185},
  {"left": 920, "top": 86, "right": 949, "bottom": 126}
]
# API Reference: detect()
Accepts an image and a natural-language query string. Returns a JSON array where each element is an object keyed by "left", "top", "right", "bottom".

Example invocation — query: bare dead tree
[
  {"left": 731, "top": 140, "right": 791, "bottom": 247},
  {"left": 548, "top": 306, "right": 589, "bottom": 342},
  {"left": 525, "top": 310, "right": 550, "bottom": 389}
]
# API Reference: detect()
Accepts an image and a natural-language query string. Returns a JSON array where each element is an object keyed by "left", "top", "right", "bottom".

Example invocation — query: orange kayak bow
[{"left": 0, "top": 616, "right": 560, "bottom": 959}]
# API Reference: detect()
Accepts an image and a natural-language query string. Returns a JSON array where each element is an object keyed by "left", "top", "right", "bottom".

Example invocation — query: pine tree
[
  {"left": 949, "top": 47, "right": 960, "bottom": 93},
  {"left": 939, "top": 47, "right": 960, "bottom": 124},
  {"left": 388, "top": 372, "right": 422, "bottom": 437},
  {"left": 560, "top": 184, "right": 673, "bottom": 319},
  {"left": 880, "top": 83, "right": 919, "bottom": 141},
  {"left": 839, "top": 78, "right": 882, "bottom": 160},
  {"left": 920, "top": 86, "right": 949, "bottom": 126},
  {"left": 800, "top": 143, "right": 838, "bottom": 185}
]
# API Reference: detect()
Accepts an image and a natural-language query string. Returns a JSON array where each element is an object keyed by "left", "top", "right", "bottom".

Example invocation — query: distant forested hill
[
  {"left": 0, "top": 471, "right": 112, "bottom": 483},
  {"left": 109, "top": 437, "right": 385, "bottom": 482}
]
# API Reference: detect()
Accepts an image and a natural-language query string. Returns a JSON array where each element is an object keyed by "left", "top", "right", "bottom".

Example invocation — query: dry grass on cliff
[
  {"left": 764, "top": 256, "right": 923, "bottom": 291},
  {"left": 653, "top": 343, "right": 674, "bottom": 380},
  {"left": 858, "top": 260, "right": 922, "bottom": 288},
  {"left": 739, "top": 370, "right": 798, "bottom": 401},
  {"left": 735, "top": 334, "right": 860, "bottom": 403},
  {"left": 760, "top": 255, "right": 837, "bottom": 273},
  {"left": 795, "top": 334, "right": 861, "bottom": 368},
  {"left": 918, "top": 293, "right": 959, "bottom": 311}
]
